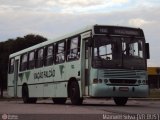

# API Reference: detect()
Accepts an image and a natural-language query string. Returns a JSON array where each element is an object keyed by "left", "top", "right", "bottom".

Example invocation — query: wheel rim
[
  {"left": 71, "top": 85, "right": 76, "bottom": 98},
  {"left": 69, "top": 81, "right": 83, "bottom": 105}
]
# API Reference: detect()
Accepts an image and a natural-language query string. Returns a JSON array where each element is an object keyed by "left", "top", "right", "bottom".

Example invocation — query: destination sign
[
  {"left": 114, "top": 29, "right": 140, "bottom": 36},
  {"left": 94, "top": 26, "right": 109, "bottom": 34},
  {"left": 94, "top": 26, "right": 143, "bottom": 36}
]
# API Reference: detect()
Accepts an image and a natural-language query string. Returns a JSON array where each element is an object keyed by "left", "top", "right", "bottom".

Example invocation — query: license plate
[{"left": 119, "top": 87, "right": 129, "bottom": 91}]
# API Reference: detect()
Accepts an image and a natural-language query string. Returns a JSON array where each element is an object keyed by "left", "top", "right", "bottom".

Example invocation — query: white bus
[{"left": 8, "top": 25, "right": 150, "bottom": 105}]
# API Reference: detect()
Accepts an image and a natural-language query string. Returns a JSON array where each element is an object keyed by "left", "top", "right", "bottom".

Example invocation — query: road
[{"left": 0, "top": 99, "right": 160, "bottom": 120}]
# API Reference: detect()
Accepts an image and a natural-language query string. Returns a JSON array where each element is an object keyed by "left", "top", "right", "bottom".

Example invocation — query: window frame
[
  {"left": 20, "top": 53, "right": 28, "bottom": 71},
  {"left": 9, "top": 58, "right": 15, "bottom": 74},
  {"left": 122, "top": 38, "right": 144, "bottom": 59},
  {"left": 44, "top": 44, "right": 54, "bottom": 66},
  {"left": 55, "top": 40, "right": 66, "bottom": 64},
  {"left": 67, "top": 35, "right": 81, "bottom": 61},
  {"left": 28, "top": 50, "right": 35, "bottom": 70},
  {"left": 35, "top": 47, "right": 44, "bottom": 68}
]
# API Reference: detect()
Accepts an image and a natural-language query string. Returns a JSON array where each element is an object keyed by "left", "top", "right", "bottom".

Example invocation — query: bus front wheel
[
  {"left": 69, "top": 81, "right": 83, "bottom": 105},
  {"left": 113, "top": 97, "right": 128, "bottom": 106}
]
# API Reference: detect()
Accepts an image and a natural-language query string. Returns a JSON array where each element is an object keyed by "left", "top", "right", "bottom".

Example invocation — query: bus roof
[
  {"left": 9, "top": 25, "right": 94, "bottom": 58},
  {"left": 9, "top": 24, "right": 142, "bottom": 58}
]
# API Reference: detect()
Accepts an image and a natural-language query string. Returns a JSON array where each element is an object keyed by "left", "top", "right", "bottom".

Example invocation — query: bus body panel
[
  {"left": 8, "top": 56, "right": 82, "bottom": 98},
  {"left": 8, "top": 87, "right": 14, "bottom": 97}
]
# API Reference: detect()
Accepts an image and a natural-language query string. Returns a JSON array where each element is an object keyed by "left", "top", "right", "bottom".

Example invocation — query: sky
[{"left": 0, "top": 0, "right": 160, "bottom": 66}]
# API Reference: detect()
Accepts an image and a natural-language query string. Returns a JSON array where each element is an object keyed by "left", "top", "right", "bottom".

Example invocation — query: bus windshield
[{"left": 92, "top": 35, "right": 146, "bottom": 69}]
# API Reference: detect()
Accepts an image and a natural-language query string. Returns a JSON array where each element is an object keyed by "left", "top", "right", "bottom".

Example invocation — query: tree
[{"left": 0, "top": 34, "right": 47, "bottom": 98}]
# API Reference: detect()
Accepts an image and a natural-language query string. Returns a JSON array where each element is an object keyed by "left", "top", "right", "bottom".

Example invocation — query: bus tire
[
  {"left": 22, "top": 85, "right": 37, "bottom": 104},
  {"left": 52, "top": 98, "right": 67, "bottom": 104},
  {"left": 113, "top": 97, "right": 128, "bottom": 106},
  {"left": 69, "top": 81, "right": 83, "bottom": 105}
]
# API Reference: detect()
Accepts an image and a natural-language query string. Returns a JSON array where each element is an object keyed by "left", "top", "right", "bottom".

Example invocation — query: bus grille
[
  {"left": 109, "top": 79, "right": 137, "bottom": 85},
  {"left": 103, "top": 69, "right": 139, "bottom": 79},
  {"left": 99, "top": 69, "right": 142, "bottom": 85}
]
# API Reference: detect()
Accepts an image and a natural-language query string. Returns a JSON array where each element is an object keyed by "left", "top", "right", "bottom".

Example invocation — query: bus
[{"left": 8, "top": 25, "right": 150, "bottom": 105}]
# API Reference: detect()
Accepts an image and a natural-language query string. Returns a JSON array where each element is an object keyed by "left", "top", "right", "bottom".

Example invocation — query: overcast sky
[{"left": 0, "top": 0, "right": 160, "bottom": 66}]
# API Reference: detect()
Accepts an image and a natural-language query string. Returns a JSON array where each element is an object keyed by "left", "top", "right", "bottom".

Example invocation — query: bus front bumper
[{"left": 90, "top": 84, "right": 149, "bottom": 98}]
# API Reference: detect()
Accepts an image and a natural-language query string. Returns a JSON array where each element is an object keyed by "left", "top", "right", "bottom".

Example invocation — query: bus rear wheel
[
  {"left": 113, "top": 97, "right": 128, "bottom": 106},
  {"left": 22, "top": 85, "right": 37, "bottom": 104},
  {"left": 69, "top": 81, "right": 83, "bottom": 105},
  {"left": 52, "top": 98, "right": 67, "bottom": 104}
]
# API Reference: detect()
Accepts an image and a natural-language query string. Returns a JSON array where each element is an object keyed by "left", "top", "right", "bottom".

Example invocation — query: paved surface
[{"left": 0, "top": 99, "right": 160, "bottom": 120}]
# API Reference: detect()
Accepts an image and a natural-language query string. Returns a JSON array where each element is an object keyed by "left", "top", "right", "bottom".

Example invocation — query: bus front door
[{"left": 81, "top": 39, "right": 90, "bottom": 96}]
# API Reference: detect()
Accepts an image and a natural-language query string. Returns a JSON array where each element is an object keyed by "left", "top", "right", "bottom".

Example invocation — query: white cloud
[
  {"left": 30, "top": 0, "right": 128, "bottom": 8},
  {"left": 128, "top": 18, "right": 155, "bottom": 27},
  {"left": 0, "top": 0, "right": 160, "bottom": 66},
  {"left": 56, "top": 0, "right": 103, "bottom": 6},
  {"left": 0, "top": 0, "right": 131, "bottom": 14},
  {"left": 112, "top": 0, "right": 128, "bottom": 3}
]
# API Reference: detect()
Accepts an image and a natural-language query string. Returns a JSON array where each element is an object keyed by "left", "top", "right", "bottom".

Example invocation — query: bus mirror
[{"left": 145, "top": 43, "right": 150, "bottom": 59}]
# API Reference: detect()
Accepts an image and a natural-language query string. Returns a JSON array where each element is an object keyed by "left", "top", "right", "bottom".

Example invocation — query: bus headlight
[
  {"left": 138, "top": 80, "right": 141, "bottom": 84},
  {"left": 93, "top": 79, "right": 98, "bottom": 84},
  {"left": 93, "top": 79, "right": 103, "bottom": 84},
  {"left": 142, "top": 80, "right": 148, "bottom": 85},
  {"left": 138, "top": 80, "right": 148, "bottom": 85},
  {"left": 99, "top": 79, "right": 102, "bottom": 83},
  {"left": 104, "top": 79, "right": 108, "bottom": 84},
  {"left": 142, "top": 80, "right": 146, "bottom": 84}
]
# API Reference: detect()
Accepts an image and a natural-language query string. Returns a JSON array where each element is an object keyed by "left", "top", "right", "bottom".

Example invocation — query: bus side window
[
  {"left": 9, "top": 58, "right": 15, "bottom": 74},
  {"left": 45, "top": 45, "right": 54, "bottom": 66},
  {"left": 28, "top": 51, "right": 35, "bottom": 69},
  {"left": 67, "top": 36, "right": 80, "bottom": 61},
  {"left": 35, "top": 48, "right": 44, "bottom": 68},
  {"left": 55, "top": 41, "right": 65, "bottom": 64},
  {"left": 20, "top": 53, "right": 28, "bottom": 71}
]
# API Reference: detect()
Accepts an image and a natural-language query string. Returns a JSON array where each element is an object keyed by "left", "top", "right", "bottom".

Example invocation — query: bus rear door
[{"left": 13, "top": 59, "right": 19, "bottom": 97}]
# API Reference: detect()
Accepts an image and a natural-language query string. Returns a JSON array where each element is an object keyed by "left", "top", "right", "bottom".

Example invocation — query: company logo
[
  {"left": 2, "top": 114, "right": 8, "bottom": 120},
  {"left": 1, "top": 114, "right": 18, "bottom": 120}
]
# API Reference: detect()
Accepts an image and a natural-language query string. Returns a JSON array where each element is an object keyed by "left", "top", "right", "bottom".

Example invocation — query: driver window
[
  {"left": 122, "top": 39, "right": 143, "bottom": 58},
  {"left": 138, "top": 41, "right": 143, "bottom": 58},
  {"left": 129, "top": 41, "right": 143, "bottom": 58},
  {"left": 129, "top": 42, "right": 138, "bottom": 57}
]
